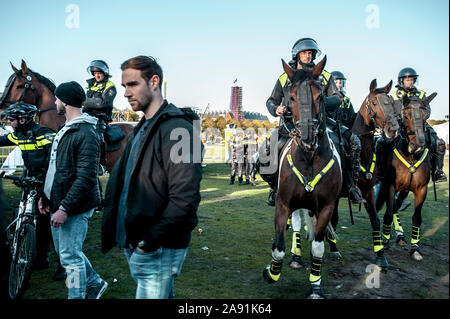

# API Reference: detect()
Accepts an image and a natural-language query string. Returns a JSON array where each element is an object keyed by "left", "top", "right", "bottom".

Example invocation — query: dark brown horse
[
  {"left": 382, "top": 93, "right": 436, "bottom": 261},
  {"left": 343, "top": 79, "right": 399, "bottom": 271},
  {"left": 262, "top": 56, "right": 342, "bottom": 299},
  {"left": 0, "top": 60, "right": 133, "bottom": 172}
]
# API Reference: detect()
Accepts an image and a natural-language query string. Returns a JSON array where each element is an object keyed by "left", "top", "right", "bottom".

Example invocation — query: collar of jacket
[
  {"left": 16, "top": 119, "right": 37, "bottom": 135},
  {"left": 86, "top": 77, "right": 108, "bottom": 87}
]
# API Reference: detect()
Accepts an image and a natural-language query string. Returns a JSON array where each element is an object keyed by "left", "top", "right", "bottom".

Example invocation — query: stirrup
[
  {"left": 266, "top": 189, "right": 276, "bottom": 206},
  {"left": 349, "top": 186, "right": 365, "bottom": 204},
  {"left": 434, "top": 171, "right": 447, "bottom": 183}
]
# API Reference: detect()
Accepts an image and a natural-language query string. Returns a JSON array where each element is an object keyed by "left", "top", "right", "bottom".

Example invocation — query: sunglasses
[{"left": 7, "top": 117, "right": 18, "bottom": 122}]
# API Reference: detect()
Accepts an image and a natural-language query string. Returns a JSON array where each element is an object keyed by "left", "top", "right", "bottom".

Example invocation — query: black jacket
[
  {"left": 44, "top": 116, "right": 101, "bottom": 215},
  {"left": 101, "top": 101, "right": 202, "bottom": 253},
  {"left": 0, "top": 121, "right": 54, "bottom": 180}
]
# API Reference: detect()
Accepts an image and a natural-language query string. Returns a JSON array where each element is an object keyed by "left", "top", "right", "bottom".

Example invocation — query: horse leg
[
  {"left": 410, "top": 186, "right": 427, "bottom": 261},
  {"left": 327, "top": 202, "right": 342, "bottom": 260},
  {"left": 382, "top": 184, "right": 396, "bottom": 249},
  {"left": 393, "top": 190, "right": 408, "bottom": 246},
  {"left": 289, "top": 209, "right": 306, "bottom": 269},
  {"left": 363, "top": 187, "right": 388, "bottom": 271},
  {"left": 263, "top": 201, "right": 290, "bottom": 283},
  {"left": 306, "top": 206, "right": 333, "bottom": 299}
]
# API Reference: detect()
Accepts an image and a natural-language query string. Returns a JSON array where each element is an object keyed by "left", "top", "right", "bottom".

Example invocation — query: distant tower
[{"left": 230, "top": 85, "right": 243, "bottom": 121}]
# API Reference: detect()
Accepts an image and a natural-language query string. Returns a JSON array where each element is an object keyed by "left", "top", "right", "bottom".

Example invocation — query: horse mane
[{"left": 16, "top": 69, "right": 56, "bottom": 94}]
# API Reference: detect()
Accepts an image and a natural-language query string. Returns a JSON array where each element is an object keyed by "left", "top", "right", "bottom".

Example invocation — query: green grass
[{"left": 2, "top": 156, "right": 448, "bottom": 299}]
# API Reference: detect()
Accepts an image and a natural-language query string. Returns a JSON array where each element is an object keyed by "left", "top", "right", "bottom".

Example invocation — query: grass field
[{"left": 1, "top": 155, "right": 448, "bottom": 299}]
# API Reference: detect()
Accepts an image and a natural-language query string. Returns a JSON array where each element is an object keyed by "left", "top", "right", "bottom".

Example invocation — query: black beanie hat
[{"left": 55, "top": 81, "right": 86, "bottom": 108}]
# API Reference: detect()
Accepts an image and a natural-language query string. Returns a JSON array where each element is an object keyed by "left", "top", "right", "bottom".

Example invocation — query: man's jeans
[
  {"left": 51, "top": 208, "right": 102, "bottom": 299},
  {"left": 124, "top": 246, "right": 188, "bottom": 299}
]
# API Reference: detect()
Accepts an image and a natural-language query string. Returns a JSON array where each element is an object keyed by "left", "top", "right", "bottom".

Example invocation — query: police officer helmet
[
  {"left": 291, "top": 38, "right": 321, "bottom": 61},
  {"left": 331, "top": 71, "right": 346, "bottom": 80},
  {"left": 87, "top": 60, "right": 110, "bottom": 77},
  {"left": 398, "top": 67, "right": 418, "bottom": 86},
  {"left": 1, "top": 102, "right": 38, "bottom": 122}
]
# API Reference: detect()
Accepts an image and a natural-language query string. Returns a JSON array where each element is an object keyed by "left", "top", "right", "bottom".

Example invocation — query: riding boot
[
  {"left": 229, "top": 176, "right": 235, "bottom": 185},
  {"left": 434, "top": 138, "right": 447, "bottom": 183}
]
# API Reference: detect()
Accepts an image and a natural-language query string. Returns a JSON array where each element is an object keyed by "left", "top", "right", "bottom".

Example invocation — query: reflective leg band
[
  {"left": 291, "top": 231, "right": 301, "bottom": 256},
  {"left": 411, "top": 226, "right": 420, "bottom": 244},
  {"left": 392, "top": 213, "right": 404, "bottom": 233},
  {"left": 382, "top": 223, "right": 391, "bottom": 240},
  {"left": 309, "top": 256, "right": 322, "bottom": 283},
  {"left": 269, "top": 258, "right": 283, "bottom": 281},
  {"left": 372, "top": 230, "right": 384, "bottom": 253}
]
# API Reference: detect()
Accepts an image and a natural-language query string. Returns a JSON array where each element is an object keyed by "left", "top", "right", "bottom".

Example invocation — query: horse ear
[
  {"left": 10, "top": 62, "right": 18, "bottom": 73},
  {"left": 423, "top": 92, "right": 437, "bottom": 105},
  {"left": 369, "top": 79, "right": 377, "bottom": 94},
  {"left": 282, "top": 59, "right": 295, "bottom": 81},
  {"left": 384, "top": 80, "right": 393, "bottom": 93},
  {"left": 21, "top": 59, "right": 28, "bottom": 76},
  {"left": 312, "top": 55, "right": 327, "bottom": 78}
]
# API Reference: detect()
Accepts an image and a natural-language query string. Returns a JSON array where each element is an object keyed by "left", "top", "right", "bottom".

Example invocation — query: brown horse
[
  {"left": 262, "top": 56, "right": 342, "bottom": 299},
  {"left": 382, "top": 93, "right": 436, "bottom": 261},
  {"left": 0, "top": 60, "right": 65, "bottom": 130},
  {"left": 0, "top": 60, "right": 133, "bottom": 172},
  {"left": 341, "top": 78, "right": 399, "bottom": 271}
]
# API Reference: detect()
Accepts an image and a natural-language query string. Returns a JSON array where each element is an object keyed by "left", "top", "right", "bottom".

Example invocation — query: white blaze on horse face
[
  {"left": 311, "top": 240, "right": 324, "bottom": 258},
  {"left": 291, "top": 210, "right": 302, "bottom": 232}
]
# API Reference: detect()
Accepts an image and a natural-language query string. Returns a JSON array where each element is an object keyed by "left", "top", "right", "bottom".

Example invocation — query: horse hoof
[
  {"left": 411, "top": 251, "right": 423, "bottom": 261},
  {"left": 375, "top": 255, "right": 389, "bottom": 272},
  {"left": 289, "top": 255, "right": 306, "bottom": 270},
  {"left": 329, "top": 251, "right": 343, "bottom": 260},
  {"left": 263, "top": 265, "right": 278, "bottom": 283},
  {"left": 307, "top": 285, "right": 325, "bottom": 299},
  {"left": 396, "top": 234, "right": 407, "bottom": 247}
]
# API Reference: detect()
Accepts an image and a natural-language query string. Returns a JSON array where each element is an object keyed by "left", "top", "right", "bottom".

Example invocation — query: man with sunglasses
[{"left": 0, "top": 102, "right": 62, "bottom": 276}]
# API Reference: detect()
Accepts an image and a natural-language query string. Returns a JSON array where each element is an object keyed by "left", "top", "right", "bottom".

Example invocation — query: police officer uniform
[
  {"left": 262, "top": 38, "right": 364, "bottom": 205},
  {"left": 0, "top": 103, "right": 55, "bottom": 270}
]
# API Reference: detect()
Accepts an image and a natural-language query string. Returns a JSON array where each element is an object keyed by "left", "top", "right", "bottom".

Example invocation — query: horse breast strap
[
  {"left": 393, "top": 148, "right": 429, "bottom": 174},
  {"left": 360, "top": 153, "right": 376, "bottom": 180},
  {"left": 286, "top": 154, "right": 335, "bottom": 192}
]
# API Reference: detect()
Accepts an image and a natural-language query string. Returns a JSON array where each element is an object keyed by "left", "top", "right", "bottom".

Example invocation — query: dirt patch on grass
[{"left": 322, "top": 241, "right": 449, "bottom": 299}]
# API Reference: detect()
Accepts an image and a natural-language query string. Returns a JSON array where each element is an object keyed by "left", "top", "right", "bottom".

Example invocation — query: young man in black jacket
[
  {"left": 38, "top": 81, "right": 107, "bottom": 299},
  {"left": 101, "top": 56, "right": 202, "bottom": 299}
]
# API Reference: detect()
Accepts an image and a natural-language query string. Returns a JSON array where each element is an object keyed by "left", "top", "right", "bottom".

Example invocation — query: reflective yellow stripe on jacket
[
  {"left": 6, "top": 132, "right": 54, "bottom": 151},
  {"left": 391, "top": 88, "right": 425, "bottom": 100},
  {"left": 88, "top": 80, "right": 115, "bottom": 93}
]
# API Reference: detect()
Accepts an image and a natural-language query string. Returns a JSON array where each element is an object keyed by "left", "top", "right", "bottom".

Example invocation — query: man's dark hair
[{"left": 121, "top": 56, "right": 163, "bottom": 89}]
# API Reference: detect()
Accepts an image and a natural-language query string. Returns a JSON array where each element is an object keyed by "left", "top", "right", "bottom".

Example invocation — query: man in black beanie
[{"left": 38, "top": 81, "right": 108, "bottom": 299}]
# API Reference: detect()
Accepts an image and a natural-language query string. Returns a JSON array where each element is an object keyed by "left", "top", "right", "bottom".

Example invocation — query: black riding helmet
[
  {"left": 398, "top": 67, "right": 418, "bottom": 87},
  {"left": 87, "top": 60, "right": 110, "bottom": 77},
  {"left": 1, "top": 102, "right": 38, "bottom": 122},
  {"left": 291, "top": 38, "right": 321, "bottom": 62},
  {"left": 331, "top": 71, "right": 346, "bottom": 93}
]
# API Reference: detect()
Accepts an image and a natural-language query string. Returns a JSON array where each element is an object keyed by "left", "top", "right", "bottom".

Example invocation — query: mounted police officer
[
  {"left": 376, "top": 67, "right": 447, "bottom": 185},
  {"left": 0, "top": 103, "right": 65, "bottom": 278},
  {"left": 245, "top": 133, "right": 258, "bottom": 186},
  {"left": 330, "top": 71, "right": 357, "bottom": 129},
  {"left": 261, "top": 38, "right": 364, "bottom": 206},
  {"left": 83, "top": 60, "right": 117, "bottom": 170}
]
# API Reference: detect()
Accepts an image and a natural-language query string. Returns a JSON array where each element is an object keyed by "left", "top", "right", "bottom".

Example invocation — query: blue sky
[{"left": 0, "top": 0, "right": 448, "bottom": 120}]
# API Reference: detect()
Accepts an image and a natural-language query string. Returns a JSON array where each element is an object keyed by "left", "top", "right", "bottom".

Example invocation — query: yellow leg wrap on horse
[
  {"left": 309, "top": 256, "right": 322, "bottom": 283},
  {"left": 372, "top": 231, "right": 384, "bottom": 252},
  {"left": 269, "top": 258, "right": 282, "bottom": 281},
  {"left": 392, "top": 213, "right": 404, "bottom": 233},
  {"left": 382, "top": 223, "right": 391, "bottom": 240},
  {"left": 411, "top": 226, "right": 420, "bottom": 244},
  {"left": 291, "top": 231, "right": 301, "bottom": 256},
  {"left": 287, "top": 216, "right": 291, "bottom": 226}
]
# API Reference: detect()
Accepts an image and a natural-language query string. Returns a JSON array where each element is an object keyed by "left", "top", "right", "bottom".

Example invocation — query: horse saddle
[{"left": 104, "top": 125, "right": 125, "bottom": 153}]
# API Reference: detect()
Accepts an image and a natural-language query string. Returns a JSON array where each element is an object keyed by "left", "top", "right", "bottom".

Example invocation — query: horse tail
[
  {"left": 303, "top": 209, "right": 338, "bottom": 242},
  {"left": 303, "top": 209, "right": 316, "bottom": 242}
]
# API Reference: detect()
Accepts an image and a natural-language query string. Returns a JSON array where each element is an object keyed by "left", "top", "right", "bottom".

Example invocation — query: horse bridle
[
  {"left": 1, "top": 71, "right": 56, "bottom": 115},
  {"left": 289, "top": 78, "right": 324, "bottom": 149},
  {"left": 402, "top": 101, "right": 427, "bottom": 148},
  {"left": 365, "top": 94, "right": 399, "bottom": 132}
]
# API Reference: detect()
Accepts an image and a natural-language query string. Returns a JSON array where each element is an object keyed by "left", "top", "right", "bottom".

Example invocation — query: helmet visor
[{"left": 334, "top": 79, "right": 346, "bottom": 91}]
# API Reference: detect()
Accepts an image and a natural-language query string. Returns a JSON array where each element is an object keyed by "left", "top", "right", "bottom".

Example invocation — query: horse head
[
  {"left": 282, "top": 55, "right": 326, "bottom": 152},
  {"left": 361, "top": 79, "right": 399, "bottom": 139},
  {"left": 0, "top": 60, "right": 63, "bottom": 131},
  {"left": 401, "top": 93, "right": 437, "bottom": 154}
]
